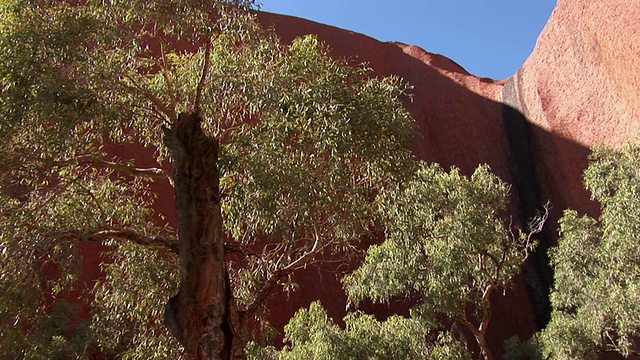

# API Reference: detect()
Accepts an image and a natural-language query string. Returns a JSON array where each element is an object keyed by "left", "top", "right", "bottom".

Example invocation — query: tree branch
[
  {"left": 458, "top": 303, "right": 494, "bottom": 360},
  {"left": 224, "top": 240, "right": 259, "bottom": 257},
  {"left": 158, "top": 36, "right": 179, "bottom": 112},
  {"left": 50, "top": 155, "right": 174, "bottom": 186},
  {"left": 193, "top": 38, "right": 212, "bottom": 110},
  {"left": 53, "top": 227, "right": 178, "bottom": 253},
  {"left": 523, "top": 201, "right": 550, "bottom": 254},
  {"left": 120, "top": 74, "right": 177, "bottom": 120},
  {"left": 478, "top": 284, "right": 494, "bottom": 335},
  {"left": 478, "top": 253, "right": 496, "bottom": 285},
  {"left": 239, "top": 237, "right": 322, "bottom": 321}
]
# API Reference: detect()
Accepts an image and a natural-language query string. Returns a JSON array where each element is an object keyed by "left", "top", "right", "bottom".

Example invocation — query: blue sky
[{"left": 260, "top": 1, "right": 557, "bottom": 80}]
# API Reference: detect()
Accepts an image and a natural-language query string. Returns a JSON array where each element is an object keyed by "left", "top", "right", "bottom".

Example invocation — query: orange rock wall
[{"left": 506, "top": 0, "right": 640, "bottom": 221}]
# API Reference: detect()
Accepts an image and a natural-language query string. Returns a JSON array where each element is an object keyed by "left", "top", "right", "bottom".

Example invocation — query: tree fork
[{"left": 162, "top": 109, "right": 232, "bottom": 360}]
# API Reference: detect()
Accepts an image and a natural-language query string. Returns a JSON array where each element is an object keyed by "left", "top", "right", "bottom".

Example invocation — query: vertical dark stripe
[{"left": 502, "top": 76, "right": 552, "bottom": 328}]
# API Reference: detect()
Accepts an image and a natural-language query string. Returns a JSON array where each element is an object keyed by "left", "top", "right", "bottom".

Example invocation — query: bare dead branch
[
  {"left": 528, "top": 201, "right": 550, "bottom": 237},
  {"left": 523, "top": 201, "right": 550, "bottom": 257}
]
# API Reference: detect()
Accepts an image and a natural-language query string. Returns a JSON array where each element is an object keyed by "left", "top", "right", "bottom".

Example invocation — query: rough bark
[{"left": 162, "top": 109, "right": 232, "bottom": 360}]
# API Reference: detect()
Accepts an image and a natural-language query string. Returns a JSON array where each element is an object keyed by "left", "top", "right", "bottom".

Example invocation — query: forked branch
[
  {"left": 239, "top": 237, "right": 323, "bottom": 321},
  {"left": 522, "top": 201, "right": 550, "bottom": 256}
]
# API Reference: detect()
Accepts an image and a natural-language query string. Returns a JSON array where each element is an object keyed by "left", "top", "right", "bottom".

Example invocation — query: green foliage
[
  {"left": 91, "top": 243, "right": 184, "bottom": 359},
  {"left": 0, "top": 300, "right": 97, "bottom": 359},
  {"left": 89, "top": 0, "right": 257, "bottom": 40},
  {"left": 223, "top": 35, "right": 415, "bottom": 243},
  {"left": 341, "top": 163, "right": 535, "bottom": 358},
  {"left": 541, "top": 143, "right": 640, "bottom": 358},
  {"left": 221, "top": 34, "right": 416, "bottom": 308},
  {"left": 503, "top": 336, "right": 543, "bottom": 360},
  {"left": 260, "top": 163, "right": 537, "bottom": 359},
  {"left": 345, "top": 163, "right": 529, "bottom": 323},
  {"left": 0, "top": 164, "right": 160, "bottom": 356},
  {"left": 220, "top": 34, "right": 415, "bottom": 243},
  {"left": 248, "top": 301, "right": 470, "bottom": 360},
  {"left": 0, "top": 0, "right": 418, "bottom": 357}
]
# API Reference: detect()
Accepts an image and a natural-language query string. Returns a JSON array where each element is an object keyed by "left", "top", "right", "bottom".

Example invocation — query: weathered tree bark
[
  {"left": 162, "top": 109, "right": 232, "bottom": 360},
  {"left": 459, "top": 285, "right": 494, "bottom": 360}
]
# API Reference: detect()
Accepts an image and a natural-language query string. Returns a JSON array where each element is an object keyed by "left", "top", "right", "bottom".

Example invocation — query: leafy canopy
[
  {"left": 541, "top": 143, "right": 640, "bottom": 359},
  {"left": 247, "top": 301, "right": 469, "bottom": 360},
  {"left": 345, "top": 164, "right": 524, "bottom": 315},
  {"left": 0, "top": 1, "right": 417, "bottom": 357},
  {"left": 256, "top": 163, "right": 539, "bottom": 359}
]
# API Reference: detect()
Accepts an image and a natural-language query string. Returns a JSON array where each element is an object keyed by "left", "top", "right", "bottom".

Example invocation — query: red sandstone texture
[{"left": 505, "top": 0, "right": 640, "bottom": 222}]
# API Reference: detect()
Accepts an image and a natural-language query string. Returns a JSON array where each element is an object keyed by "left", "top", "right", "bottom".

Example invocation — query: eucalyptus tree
[
  {"left": 248, "top": 300, "right": 470, "bottom": 360},
  {"left": 344, "top": 164, "right": 544, "bottom": 360},
  {"left": 541, "top": 144, "right": 640, "bottom": 359},
  {"left": 256, "top": 164, "right": 544, "bottom": 360},
  {"left": 0, "top": 1, "right": 416, "bottom": 359}
]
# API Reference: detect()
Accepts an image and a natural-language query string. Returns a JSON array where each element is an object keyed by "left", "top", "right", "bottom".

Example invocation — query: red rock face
[
  {"left": 506, "top": 0, "right": 640, "bottom": 221},
  {"left": 256, "top": 12, "right": 537, "bottom": 356}
]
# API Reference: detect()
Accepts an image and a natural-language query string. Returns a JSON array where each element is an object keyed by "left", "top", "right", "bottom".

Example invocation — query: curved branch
[
  {"left": 54, "top": 227, "right": 178, "bottom": 253},
  {"left": 120, "top": 74, "right": 177, "bottom": 120},
  {"left": 50, "top": 155, "right": 174, "bottom": 186},
  {"left": 239, "top": 237, "right": 322, "bottom": 321},
  {"left": 458, "top": 302, "right": 494, "bottom": 360},
  {"left": 193, "top": 38, "right": 212, "bottom": 110}
]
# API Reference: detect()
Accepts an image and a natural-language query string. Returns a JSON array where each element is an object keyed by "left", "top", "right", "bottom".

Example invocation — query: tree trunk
[
  {"left": 459, "top": 311, "right": 493, "bottom": 360},
  {"left": 162, "top": 110, "right": 232, "bottom": 360},
  {"left": 475, "top": 332, "right": 493, "bottom": 360}
]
